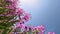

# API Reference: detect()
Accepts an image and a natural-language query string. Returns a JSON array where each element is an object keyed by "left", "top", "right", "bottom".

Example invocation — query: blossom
[
  {"left": 16, "top": 8, "right": 24, "bottom": 16},
  {"left": 14, "top": 23, "right": 25, "bottom": 29},
  {"left": 48, "top": 32, "right": 55, "bottom": 34},
  {"left": 18, "top": 19, "right": 24, "bottom": 24},
  {"left": 5, "top": 0, "right": 18, "bottom": 10},
  {"left": 6, "top": 0, "right": 18, "bottom": 2},
  {"left": 15, "top": 8, "right": 25, "bottom": 19},
  {"left": 24, "top": 26, "right": 29, "bottom": 31},
  {"left": 36, "top": 25, "right": 45, "bottom": 34},
  {"left": 23, "top": 13, "right": 30, "bottom": 21},
  {"left": 8, "top": 4, "right": 16, "bottom": 9},
  {"left": 32, "top": 27, "right": 39, "bottom": 34},
  {"left": 33, "top": 27, "right": 38, "bottom": 31},
  {"left": 38, "top": 25, "right": 45, "bottom": 32}
]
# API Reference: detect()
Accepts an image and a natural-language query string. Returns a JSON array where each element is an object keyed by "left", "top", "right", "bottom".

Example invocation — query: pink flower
[
  {"left": 33, "top": 27, "right": 38, "bottom": 31},
  {"left": 48, "top": 32, "right": 55, "bottom": 34},
  {"left": 5, "top": 0, "right": 18, "bottom": 10},
  {"left": 38, "top": 25, "right": 45, "bottom": 32},
  {"left": 23, "top": 13, "right": 30, "bottom": 21},
  {"left": 17, "top": 18, "right": 25, "bottom": 24},
  {"left": 6, "top": 0, "right": 18, "bottom": 2},
  {"left": 24, "top": 26, "right": 29, "bottom": 31},
  {"left": 32, "top": 27, "right": 39, "bottom": 34},
  {"left": 16, "top": 9, "right": 24, "bottom": 16},
  {"left": 36, "top": 25, "right": 45, "bottom": 34},
  {"left": 14, "top": 23, "right": 24, "bottom": 29},
  {"left": 8, "top": 3, "right": 17, "bottom": 10}
]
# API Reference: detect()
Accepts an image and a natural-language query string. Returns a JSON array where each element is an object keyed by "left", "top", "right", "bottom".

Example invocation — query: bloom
[
  {"left": 38, "top": 25, "right": 45, "bottom": 32},
  {"left": 14, "top": 23, "right": 25, "bottom": 29},
  {"left": 24, "top": 26, "right": 29, "bottom": 31},
  {"left": 6, "top": 0, "right": 18, "bottom": 2},
  {"left": 48, "top": 32, "right": 55, "bottom": 34},
  {"left": 16, "top": 8, "right": 24, "bottom": 16},
  {"left": 23, "top": 13, "right": 30, "bottom": 21}
]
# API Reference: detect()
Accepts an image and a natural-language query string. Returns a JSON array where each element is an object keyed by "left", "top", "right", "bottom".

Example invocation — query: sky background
[{"left": 18, "top": 0, "right": 60, "bottom": 34}]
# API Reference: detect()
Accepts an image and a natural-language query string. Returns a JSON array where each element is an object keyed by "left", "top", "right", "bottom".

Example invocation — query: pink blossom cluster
[
  {"left": 11, "top": 24, "right": 45, "bottom": 34},
  {"left": 16, "top": 8, "right": 30, "bottom": 22},
  {"left": 0, "top": 0, "right": 18, "bottom": 16},
  {"left": 5, "top": 0, "right": 30, "bottom": 22},
  {"left": 0, "top": 0, "right": 30, "bottom": 22},
  {"left": 11, "top": 24, "right": 55, "bottom": 34}
]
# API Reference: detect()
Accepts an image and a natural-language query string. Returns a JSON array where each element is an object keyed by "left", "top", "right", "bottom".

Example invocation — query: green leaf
[
  {"left": 0, "top": 0, "right": 2, "bottom": 3},
  {"left": 0, "top": 8, "right": 8, "bottom": 14},
  {"left": 0, "top": 3, "right": 2, "bottom": 7},
  {"left": 5, "top": 1, "right": 10, "bottom": 5}
]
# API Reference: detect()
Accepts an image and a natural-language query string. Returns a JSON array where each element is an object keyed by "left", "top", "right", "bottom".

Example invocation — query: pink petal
[
  {"left": 23, "top": 13, "right": 30, "bottom": 21},
  {"left": 48, "top": 32, "right": 55, "bottom": 34}
]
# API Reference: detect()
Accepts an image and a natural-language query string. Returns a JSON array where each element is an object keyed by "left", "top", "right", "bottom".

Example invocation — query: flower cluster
[
  {"left": 10, "top": 24, "right": 45, "bottom": 34},
  {"left": 11, "top": 24, "right": 55, "bottom": 34}
]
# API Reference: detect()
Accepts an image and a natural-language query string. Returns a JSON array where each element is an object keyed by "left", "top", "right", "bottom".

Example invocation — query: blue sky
[{"left": 18, "top": 0, "right": 60, "bottom": 34}]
